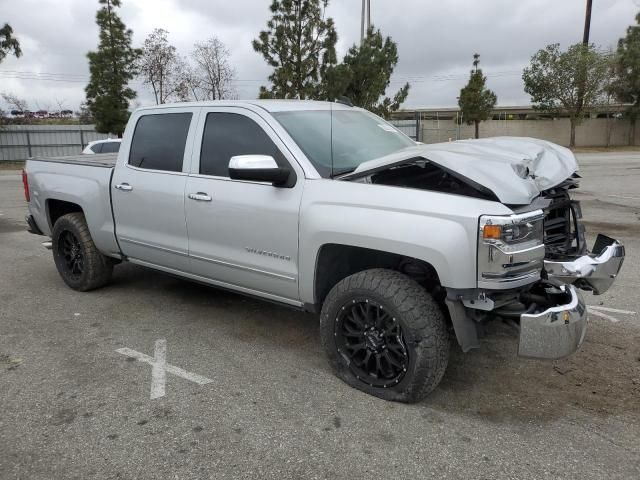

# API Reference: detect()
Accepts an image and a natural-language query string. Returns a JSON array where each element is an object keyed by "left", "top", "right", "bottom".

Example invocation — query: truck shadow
[{"left": 110, "top": 263, "right": 640, "bottom": 424}]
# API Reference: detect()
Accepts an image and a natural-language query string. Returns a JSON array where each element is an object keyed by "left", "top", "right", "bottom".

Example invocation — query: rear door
[
  {"left": 184, "top": 107, "right": 304, "bottom": 304},
  {"left": 112, "top": 107, "right": 199, "bottom": 272}
]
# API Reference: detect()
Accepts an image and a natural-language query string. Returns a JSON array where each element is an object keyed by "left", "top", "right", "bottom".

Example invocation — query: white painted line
[
  {"left": 588, "top": 305, "right": 636, "bottom": 315},
  {"left": 588, "top": 307, "right": 620, "bottom": 323},
  {"left": 150, "top": 339, "right": 166, "bottom": 400},
  {"left": 116, "top": 340, "right": 213, "bottom": 399},
  {"left": 607, "top": 194, "right": 640, "bottom": 200}
]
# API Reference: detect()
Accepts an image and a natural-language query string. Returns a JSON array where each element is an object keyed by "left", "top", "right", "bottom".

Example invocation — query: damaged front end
[
  {"left": 340, "top": 138, "right": 625, "bottom": 360},
  {"left": 539, "top": 178, "right": 625, "bottom": 295}
]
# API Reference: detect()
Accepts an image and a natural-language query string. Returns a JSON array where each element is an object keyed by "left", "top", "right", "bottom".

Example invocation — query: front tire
[
  {"left": 320, "top": 269, "right": 449, "bottom": 403},
  {"left": 51, "top": 212, "right": 113, "bottom": 291}
]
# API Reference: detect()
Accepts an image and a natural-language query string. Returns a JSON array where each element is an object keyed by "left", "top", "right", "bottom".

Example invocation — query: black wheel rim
[
  {"left": 334, "top": 298, "right": 409, "bottom": 388},
  {"left": 58, "top": 230, "right": 84, "bottom": 278}
]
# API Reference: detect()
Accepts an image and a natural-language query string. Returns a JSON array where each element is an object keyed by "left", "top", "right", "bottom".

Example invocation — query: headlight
[
  {"left": 478, "top": 210, "right": 545, "bottom": 288},
  {"left": 480, "top": 211, "right": 544, "bottom": 248}
]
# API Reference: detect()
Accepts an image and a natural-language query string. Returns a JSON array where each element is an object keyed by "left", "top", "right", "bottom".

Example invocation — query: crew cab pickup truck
[{"left": 23, "top": 100, "right": 625, "bottom": 402}]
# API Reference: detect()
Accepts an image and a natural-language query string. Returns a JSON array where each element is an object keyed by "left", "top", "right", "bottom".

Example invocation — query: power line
[{"left": 0, "top": 69, "right": 524, "bottom": 86}]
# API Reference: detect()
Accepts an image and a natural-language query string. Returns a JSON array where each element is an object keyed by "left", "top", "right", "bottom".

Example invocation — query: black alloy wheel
[
  {"left": 335, "top": 298, "right": 409, "bottom": 388},
  {"left": 58, "top": 230, "right": 84, "bottom": 278},
  {"left": 51, "top": 212, "right": 114, "bottom": 291},
  {"left": 319, "top": 269, "right": 449, "bottom": 402}
]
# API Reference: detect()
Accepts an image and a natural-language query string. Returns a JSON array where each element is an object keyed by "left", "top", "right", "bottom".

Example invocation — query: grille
[{"left": 542, "top": 178, "right": 585, "bottom": 259}]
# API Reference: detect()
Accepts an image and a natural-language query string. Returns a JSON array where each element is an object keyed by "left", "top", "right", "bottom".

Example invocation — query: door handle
[
  {"left": 115, "top": 183, "right": 133, "bottom": 191},
  {"left": 188, "top": 192, "right": 212, "bottom": 202}
]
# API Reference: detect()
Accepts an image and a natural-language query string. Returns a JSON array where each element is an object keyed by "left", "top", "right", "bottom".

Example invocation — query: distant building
[{"left": 391, "top": 104, "right": 629, "bottom": 121}]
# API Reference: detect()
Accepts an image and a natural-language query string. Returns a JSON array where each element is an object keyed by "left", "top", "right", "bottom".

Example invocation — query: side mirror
[{"left": 228, "top": 155, "right": 291, "bottom": 186}]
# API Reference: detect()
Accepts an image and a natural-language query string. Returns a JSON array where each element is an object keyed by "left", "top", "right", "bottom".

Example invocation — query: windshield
[{"left": 272, "top": 109, "right": 415, "bottom": 178}]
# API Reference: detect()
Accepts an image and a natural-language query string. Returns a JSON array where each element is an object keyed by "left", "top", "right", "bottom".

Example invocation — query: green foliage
[
  {"left": 523, "top": 43, "right": 611, "bottom": 146},
  {"left": 323, "top": 27, "right": 409, "bottom": 118},
  {"left": 0, "top": 23, "right": 21, "bottom": 63},
  {"left": 610, "top": 13, "right": 640, "bottom": 122},
  {"left": 457, "top": 54, "right": 497, "bottom": 137},
  {"left": 85, "top": 0, "right": 141, "bottom": 136},
  {"left": 523, "top": 43, "right": 610, "bottom": 120},
  {"left": 253, "top": 0, "right": 337, "bottom": 99}
]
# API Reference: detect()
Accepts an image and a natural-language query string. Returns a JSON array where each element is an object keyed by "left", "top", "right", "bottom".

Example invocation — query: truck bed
[{"left": 30, "top": 153, "right": 117, "bottom": 168}]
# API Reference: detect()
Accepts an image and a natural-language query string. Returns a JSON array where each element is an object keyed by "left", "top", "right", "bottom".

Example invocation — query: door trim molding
[
  {"left": 190, "top": 253, "right": 297, "bottom": 282},
  {"left": 127, "top": 257, "right": 303, "bottom": 307},
  {"left": 119, "top": 236, "right": 188, "bottom": 257}
]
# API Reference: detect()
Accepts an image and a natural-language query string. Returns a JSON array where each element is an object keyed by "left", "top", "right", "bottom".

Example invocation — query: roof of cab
[{"left": 134, "top": 99, "right": 356, "bottom": 114}]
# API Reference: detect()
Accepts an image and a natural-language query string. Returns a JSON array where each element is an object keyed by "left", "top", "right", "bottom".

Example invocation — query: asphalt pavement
[{"left": 0, "top": 152, "right": 639, "bottom": 479}]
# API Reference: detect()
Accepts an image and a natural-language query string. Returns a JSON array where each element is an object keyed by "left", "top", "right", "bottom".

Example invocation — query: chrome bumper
[
  {"left": 544, "top": 234, "right": 625, "bottom": 295},
  {"left": 518, "top": 285, "right": 587, "bottom": 359}
]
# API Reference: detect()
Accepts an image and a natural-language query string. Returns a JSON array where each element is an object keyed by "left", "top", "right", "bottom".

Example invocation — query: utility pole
[
  {"left": 360, "top": 0, "right": 371, "bottom": 44},
  {"left": 361, "top": 0, "right": 365, "bottom": 44},
  {"left": 583, "top": 0, "right": 593, "bottom": 45},
  {"left": 575, "top": 0, "right": 593, "bottom": 147}
]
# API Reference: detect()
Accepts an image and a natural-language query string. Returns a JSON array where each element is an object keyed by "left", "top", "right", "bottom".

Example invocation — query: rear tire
[
  {"left": 51, "top": 212, "right": 113, "bottom": 291},
  {"left": 319, "top": 268, "right": 449, "bottom": 403}
]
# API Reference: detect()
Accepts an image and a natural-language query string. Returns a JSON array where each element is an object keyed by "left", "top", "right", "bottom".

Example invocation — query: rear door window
[
  {"left": 129, "top": 113, "right": 192, "bottom": 172},
  {"left": 101, "top": 141, "right": 120, "bottom": 153}
]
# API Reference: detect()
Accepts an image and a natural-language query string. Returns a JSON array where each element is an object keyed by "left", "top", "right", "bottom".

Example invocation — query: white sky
[{"left": 0, "top": 0, "right": 638, "bottom": 112}]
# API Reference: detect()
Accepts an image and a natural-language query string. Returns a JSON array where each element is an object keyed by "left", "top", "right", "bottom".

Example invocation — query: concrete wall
[
  {"left": 416, "top": 117, "right": 635, "bottom": 147},
  {"left": 0, "top": 125, "right": 111, "bottom": 161}
]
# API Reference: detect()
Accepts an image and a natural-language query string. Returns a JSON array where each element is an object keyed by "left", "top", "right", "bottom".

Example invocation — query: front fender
[{"left": 298, "top": 180, "right": 512, "bottom": 304}]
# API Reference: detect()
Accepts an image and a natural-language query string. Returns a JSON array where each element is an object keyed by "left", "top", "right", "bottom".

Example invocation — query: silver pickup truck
[{"left": 23, "top": 100, "right": 625, "bottom": 402}]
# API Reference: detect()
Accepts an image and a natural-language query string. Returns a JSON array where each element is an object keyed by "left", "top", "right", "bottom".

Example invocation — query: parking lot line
[
  {"left": 116, "top": 340, "right": 213, "bottom": 399},
  {"left": 587, "top": 306, "right": 636, "bottom": 315}
]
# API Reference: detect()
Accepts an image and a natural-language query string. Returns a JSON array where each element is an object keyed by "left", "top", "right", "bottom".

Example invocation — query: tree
[
  {"left": 138, "top": 29, "right": 184, "bottom": 104},
  {"left": 322, "top": 27, "right": 409, "bottom": 118},
  {"left": 175, "top": 62, "right": 203, "bottom": 101},
  {"left": 610, "top": 13, "right": 640, "bottom": 145},
  {"left": 0, "top": 23, "right": 22, "bottom": 64},
  {"left": 253, "top": 0, "right": 337, "bottom": 99},
  {"left": 457, "top": 54, "right": 497, "bottom": 139},
  {"left": 85, "top": 0, "right": 141, "bottom": 136},
  {"left": 191, "top": 37, "right": 235, "bottom": 100},
  {"left": 2, "top": 92, "right": 29, "bottom": 113},
  {"left": 1, "top": 93, "right": 29, "bottom": 126},
  {"left": 77, "top": 101, "right": 94, "bottom": 123},
  {"left": 523, "top": 43, "right": 610, "bottom": 147}
]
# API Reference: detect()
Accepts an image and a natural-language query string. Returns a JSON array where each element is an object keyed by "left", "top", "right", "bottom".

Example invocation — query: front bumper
[
  {"left": 518, "top": 284, "right": 587, "bottom": 359},
  {"left": 544, "top": 234, "right": 625, "bottom": 295}
]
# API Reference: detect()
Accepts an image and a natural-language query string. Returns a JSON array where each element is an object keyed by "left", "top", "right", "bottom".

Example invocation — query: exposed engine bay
[{"left": 368, "top": 159, "right": 499, "bottom": 202}]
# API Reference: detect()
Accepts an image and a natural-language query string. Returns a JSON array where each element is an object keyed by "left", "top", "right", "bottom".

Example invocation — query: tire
[
  {"left": 320, "top": 268, "right": 449, "bottom": 403},
  {"left": 51, "top": 212, "right": 113, "bottom": 291}
]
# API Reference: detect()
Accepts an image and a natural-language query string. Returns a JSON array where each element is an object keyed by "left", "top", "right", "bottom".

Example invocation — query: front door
[
  {"left": 184, "top": 108, "right": 303, "bottom": 304},
  {"left": 112, "top": 107, "right": 199, "bottom": 272}
]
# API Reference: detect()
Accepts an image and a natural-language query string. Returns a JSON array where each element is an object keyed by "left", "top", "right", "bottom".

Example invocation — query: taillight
[{"left": 22, "top": 169, "right": 30, "bottom": 202}]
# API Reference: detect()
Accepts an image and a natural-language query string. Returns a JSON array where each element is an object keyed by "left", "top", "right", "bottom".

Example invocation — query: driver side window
[{"left": 199, "top": 113, "right": 288, "bottom": 177}]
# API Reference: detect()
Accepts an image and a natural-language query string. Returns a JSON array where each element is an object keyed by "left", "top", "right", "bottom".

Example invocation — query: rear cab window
[
  {"left": 129, "top": 113, "right": 192, "bottom": 172},
  {"left": 90, "top": 143, "right": 103, "bottom": 153}
]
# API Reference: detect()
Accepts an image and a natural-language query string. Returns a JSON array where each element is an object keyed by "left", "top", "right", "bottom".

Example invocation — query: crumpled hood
[{"left": 347, "top": 137, "right": 578, "bottom": 205}]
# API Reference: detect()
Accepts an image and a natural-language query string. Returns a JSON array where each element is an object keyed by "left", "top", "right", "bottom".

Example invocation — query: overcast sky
[{"left": 0, "top": 0, "right": 638, "bottom": 112}]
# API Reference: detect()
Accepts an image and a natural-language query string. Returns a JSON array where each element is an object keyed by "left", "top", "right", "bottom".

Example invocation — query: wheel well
[
  {"left": 47, "top": 199, "right": 83, "bottom": 229},
  {"left": 313, "top": 244, "right": 441, "bottom": 310}
]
